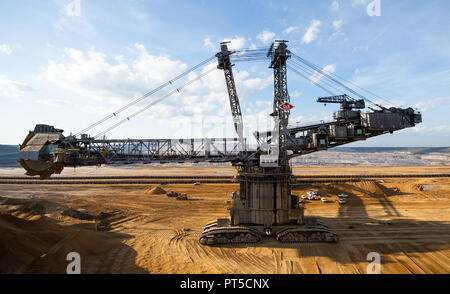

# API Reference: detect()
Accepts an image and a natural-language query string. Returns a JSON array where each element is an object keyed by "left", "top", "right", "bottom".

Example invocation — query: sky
[{"left": 0, "top": 0, "right": 449, "bottom": 147}]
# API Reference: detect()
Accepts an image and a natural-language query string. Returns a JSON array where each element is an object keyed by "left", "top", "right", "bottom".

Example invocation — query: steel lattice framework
[
  {"left": 59, "top": 138, "right": 245, "bottom": 167},
  {"left": 268, "top": 41, "right": 291, "bottom": 166},
  {"left": 17, "top": 40, "right": 422, "bottom": 179},
  {"left": 216, "top": 42, "right": 245, "bottom": 153}
]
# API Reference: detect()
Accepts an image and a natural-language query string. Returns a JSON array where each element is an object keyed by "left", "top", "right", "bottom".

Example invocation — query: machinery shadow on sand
[
  {"left": 308, "top": 181, "right": 407, "bottom": 218},
  {"left": 207, "top": 216, "right": 450, "bottom": 266},
  {"left": 0, "top": 197, "right": 148, "bottom": 274},
  {"left": 23, "top": 228, "right": 149, "bottom": 274},
  {"left": 207, "top": 180, "right": 449, "bottom": 265}
]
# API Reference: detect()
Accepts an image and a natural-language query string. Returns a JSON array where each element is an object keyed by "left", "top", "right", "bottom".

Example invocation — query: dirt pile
[
  {"left": 166, "top": 191, "right": 188, "bottom": 200},
  {"left": 61, "top": 207, "right": 94, "bottom": 220},
  {"left": 167, "top": 191, "right": 179, "bottom": 197},
  {"left": 27, "top": 229, "right": 119, "bottom": 274},
  {"left": 176, "top": 193, "right": 188, "bottom": 200},
  {"left": 0, "top": 196, "right": 66, "bottom": 215},
  {"left": 0, "top": 211, "right": 138, "bottom": 273},
  {"left": 325, "top": 181, "right": 397, "bottom": 197},
  {"left": 144, "top": 186, "right": 167, "bottom": 195},
  {"left": 0, "top": 165, "right": 449, "bottom": 274},
  {"left": 0, "top": 213, "right": 65, "bottom": 273}
]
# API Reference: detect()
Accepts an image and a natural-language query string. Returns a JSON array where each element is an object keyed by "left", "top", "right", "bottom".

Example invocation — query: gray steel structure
[
  {"left": 268, "top": 41, "right": 291, "bottom": 166},
  {"left": 18, "top": 41, "right": 422, "bottom": 245},
  {"left": 216, "top": 42, "right": 245, "bottom": 153},
  {"left": 19, "top": 124, "right": 246, "bottom": 177}
]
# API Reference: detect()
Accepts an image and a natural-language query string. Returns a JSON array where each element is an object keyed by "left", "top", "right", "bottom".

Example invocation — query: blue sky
[{"left": 0, "top": 0, "right": 449, "bottom": 146}]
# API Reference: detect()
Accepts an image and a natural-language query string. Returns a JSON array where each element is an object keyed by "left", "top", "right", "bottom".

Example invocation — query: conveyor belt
[
  {"left": 293, "top": 174, "right": 450, "bottom": 178},
  {"left": 0, "top": 173, "right": 448, "bottom": 180},
  {"left": 0, "top": 179, "right": 378, "bottom": 185},
  {"left": 0, "top": 174, "right": 447, "bottom": 185}
]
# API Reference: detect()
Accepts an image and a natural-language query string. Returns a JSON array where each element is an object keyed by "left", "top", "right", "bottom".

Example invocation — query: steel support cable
[
  {"left": 242, "top": 50, "right": 396, "bottom": 108},
  {"left": 75, "top": 55, "right": 216, "bottom": 136},
  {"left": 294, "top": 55, "right": 384, "bottom": 109},
  {"left": 232, "top": 59, "right": 269, "bottom": 63},
  {"left": 231, "top": 48, "right": 269, "bottom": 61},
  {"left": 292, "top": 53, "right": 397, "bottom": 108},
  {"left": 229, "top": 48, "right": 394, "bottom": 107},
  {"left": 290, "top": 59, "right": 348, "bottom": 94},
  {"left": 232, "top": 52, "right": 267, "bottom": 58},
  {"left": 292, "top": 54, "right": 372, "bottom": 103},
  {"left": 93, "top": 67, "right": 217, "bottom": 138},
  {"left": 287, "top": 65, "right": 337, "bottom": 96},
  {"left": 291, "top": 53, "right": 381, "bottom": 107},
  {"left": 289, "top": 60, "right": 349, "bottom": 96},
  {"left": 323, "top": 72, "right": 399, "bottom": 108},
  {"left": 233, "top": 48, "right": 269, "bottom": 53},
  {"left": 231, "top": 55, "right": 268, "bottom": 62},
  {"left": 290, "top": 58, "right": 355, "bottom": 98},
  {"left": 289, "top": 60, "right": 351, "bottom": 97},
  {"left": 295, "top": 56, "right": 398, "bottom": 108}
]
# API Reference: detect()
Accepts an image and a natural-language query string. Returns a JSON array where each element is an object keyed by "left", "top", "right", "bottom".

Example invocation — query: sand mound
[
  {"left": 325, "top": 181, "right": 397, "bottom": 197},
  {"left": 144, "top": 186, "right": 167, "bottom": 195},
  {"left": 0, "top": 213, "right": 65, "bottom": 273},
  {"left": 27, "top": 229, "right": 118, "bottom": 274},
  {"left": 353, "top": 181, "right": 389, "bottom": 195},
  {"left": 0, "top": 212, "right": 133, "bottom": 273},
  {"left": 398, "top": 183, "right": 426, "bottom": 193},
  {"left": 353, "top": 181, "right": 425, "bottom": 195},
  {"left": 0, "top": 196, "right": 65, "bottom": 215}
]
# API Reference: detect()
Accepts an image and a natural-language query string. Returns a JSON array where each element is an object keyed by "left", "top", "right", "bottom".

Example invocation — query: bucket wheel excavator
[{"left": 18, "top": 41, "right": 422, "bottom": 245}]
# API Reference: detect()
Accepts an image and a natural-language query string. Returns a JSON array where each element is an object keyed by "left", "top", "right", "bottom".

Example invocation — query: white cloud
[
  {"left": 331, "top": 1, "right": 339, "bottom": 10},
  {"left": 372, "top": 98, "right": 406, "bottom": 108},
  {"left": 222, "top": 36, "right": 247, "bottom": 50},
  {"left": 53, "top": 0, "right": 96, "bottom": 36},
  {"left": 40, "top": 47, "right": 184, "bottom": 125},
  {"left": 0, "top": 44, "right": 12, "bottom": 55},
  {"left": 283, "top": 26, "right": 299, "bottom": 34},
  {"left": 414, "top": 97, "right": 450, "bottom": 112},
  {"left": 352, "top": 45, "right": 369, "bottom": 54},
  {"left": 310, "top": 64, "right": 336, "bottom": 84},
  {"left": 203, "top": 37, "right": 216, "bottom": 52},
  {"left": 291, "top": 91, "right": 301, "bottom": 98},
  {"left": 291, "top": 114, "right": 329, "bottom": 127},
  {"left": 254, "top": 101, "right": 272, "bottom": 108},
  {"left": 410, "top": 125, "right": 450, "bottom": 136},
  {"left": 35, "top": 98, "right": 72, "bottom": 108},
  {"left": 241, "top": 76, "right": 272, "bottom": 92},
  {"left": 330, "top": 19, "right": 344, "bottom": 41},
  {"left": 0, "top": 75, "right": 35, "bottom": 100},
  {"left": 39, "top": 44, "right": 273, "bottom": 137},
  {"left": 302, "top": 19, "right": 322, "bottom": 44},
  {"left": 257, "top": 30, "right": 276, "bottom": 44},
  {"left": 351, "top": 0, "right": 370, "bottom": 6},
  {"left": 42, "top": 44, "right": 187, "bottom": 102},
  {"left": 129, "top": 7, "right": 148, "bottom": 20},
  {"left": 333, "top": 19, "right": 343, "bottom": 31}
]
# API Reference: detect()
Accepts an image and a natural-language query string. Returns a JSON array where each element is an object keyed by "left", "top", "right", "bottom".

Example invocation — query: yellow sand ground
[{"left": 0, "top": 165, "right": 449, "bottom": 274}]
